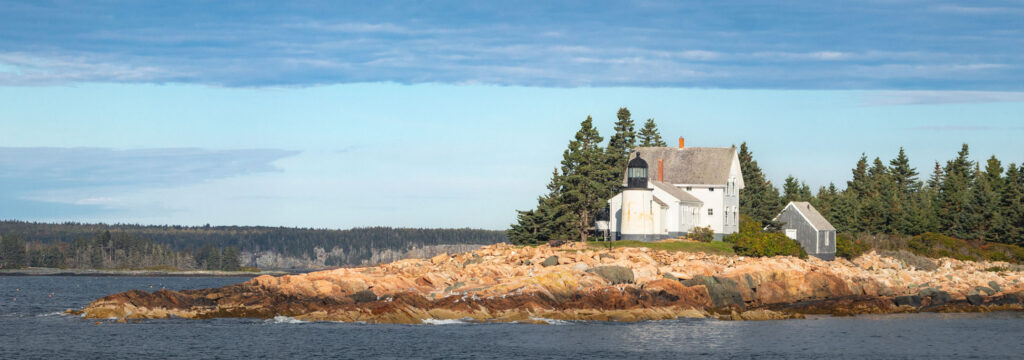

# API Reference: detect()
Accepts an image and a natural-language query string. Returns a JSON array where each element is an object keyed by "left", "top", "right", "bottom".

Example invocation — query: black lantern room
[{"left": 626, "top": 155, "right": 649, "bottom": 189}]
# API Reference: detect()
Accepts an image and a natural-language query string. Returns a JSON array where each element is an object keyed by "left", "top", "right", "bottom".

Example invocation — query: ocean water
[{"left": 1, "top": 276, "right": 1023, "bottom": 359}]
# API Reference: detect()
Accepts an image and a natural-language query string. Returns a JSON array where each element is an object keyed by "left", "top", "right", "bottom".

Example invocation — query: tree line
[
  {"left": 508, "top": 108, "right": 668, "bottom": 244},
  {"left": 508, "top": 107, "right": 1023, "bottom": 248},
  {"left": 0, "top": 223, "right": 507, "bottom": 269},
  {"left": 739, "top": 143, "right": 1024, "bottom": 246}
]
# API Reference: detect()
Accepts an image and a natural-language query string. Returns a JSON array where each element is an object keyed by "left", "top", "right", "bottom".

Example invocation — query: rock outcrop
[{"left": 79, "top": 242, "right": 1024, "bottom": 324}]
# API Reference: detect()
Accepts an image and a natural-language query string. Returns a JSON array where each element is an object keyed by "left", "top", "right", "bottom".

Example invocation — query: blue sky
[{"left": 1, "top": 1, "right": 1022, "bottom": 229}]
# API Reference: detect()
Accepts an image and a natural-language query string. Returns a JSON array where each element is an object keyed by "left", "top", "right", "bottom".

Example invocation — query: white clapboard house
[{"left": 607, "top": 138, "right": 744, "bottom": 241}]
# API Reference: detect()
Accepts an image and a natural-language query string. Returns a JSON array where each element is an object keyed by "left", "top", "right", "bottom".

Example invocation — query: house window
[
  {"left": 785, "top": 229, "right": 797, "bottom": 239},
  {"left": 708, "top": 208, "right": 713, "bottom": 216},
  {"left": 686, "top": 187, "right": 692, "bottom": 191},
  {"left": 824, "top": 233, "right": 830, "bottom": 246},
  {"left": 709, "top": 188, "right": 714, "bottom": 192}
]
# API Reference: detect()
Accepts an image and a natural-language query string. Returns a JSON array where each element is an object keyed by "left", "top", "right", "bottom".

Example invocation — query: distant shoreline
[{"left": 0, "top": 267, "right": 302, "bottom": 277}]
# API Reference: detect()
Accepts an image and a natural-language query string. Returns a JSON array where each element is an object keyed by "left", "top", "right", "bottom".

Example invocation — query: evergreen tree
[
  {"left": 889, "top": 147, "right": 920, "bottom": 196},
  {"left": 812, "top": 183, "right": 839, "bottom": 221},
  {"left": 508, "top": 169, "right": 573, "bottom": 244},
  {"left": 782, "top": 175, "right": 812, "bottom": 203},
  {"left": 974, "top": 156, "right": 1006, "bottom": 242},
  {"left": 926, "top": 161, "right": 943, "bottom": 190},
  {"left": 1002, "top": 163, "right": 1024, "bottom": 245},
  {"left": 737, "top": 142, "right": 782, "bottom": 226},
  {"left": 560, "top": 116, "right": 615, "bottom": 242},
  {"left": 938, "top": 144, "right": 976, "bottom": 239},
  {"left": 638, "top": 118, "right": 667, "bottom": 147},
  {"left": 606, "top": 107, "right": 637, "bottom": 173},
  {"left": 847, "top": 155, "right": 871, "bottom": 199},
  {"left": 0, "top": 235, "right": 27, "bottom": 269}
]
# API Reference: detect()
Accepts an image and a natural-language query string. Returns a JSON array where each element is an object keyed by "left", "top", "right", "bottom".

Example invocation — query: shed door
[{"left": 785, "top": 229, "right": 798, "bottom": 240}]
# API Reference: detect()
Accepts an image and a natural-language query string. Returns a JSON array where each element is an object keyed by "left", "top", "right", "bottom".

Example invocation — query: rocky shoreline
[{"left": 77, "top": 242, "right": 1024, "bottom": 323}]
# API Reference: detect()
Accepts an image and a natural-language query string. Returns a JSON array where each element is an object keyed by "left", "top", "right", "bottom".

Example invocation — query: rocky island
[{"left": 79, "top": 242, "right": 1024, "bottom": 323}]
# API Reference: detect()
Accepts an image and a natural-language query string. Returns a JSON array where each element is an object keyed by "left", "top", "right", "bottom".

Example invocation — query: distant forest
[{"left": 0, "top": 222, "right": 507, "bottom": 270}]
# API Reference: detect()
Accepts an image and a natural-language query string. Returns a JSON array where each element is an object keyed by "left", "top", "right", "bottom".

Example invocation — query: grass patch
[{"left": 587, "top": 240, "right": 735, "bottom": 255}]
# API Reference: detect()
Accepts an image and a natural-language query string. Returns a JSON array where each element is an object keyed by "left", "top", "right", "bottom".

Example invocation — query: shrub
[
  {"left": 835, "top": 233, "right": 870, "bottom": 259},
  {"left": 730, "top": 231, "right": 808, "bottom": 259},
  {"left": 691, "top": 226, "right": 714, "bottom": 243}
]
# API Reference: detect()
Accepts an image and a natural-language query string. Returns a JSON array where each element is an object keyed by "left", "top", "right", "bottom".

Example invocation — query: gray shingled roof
[
  {"left": 789, "top": 202, "right": 836, "bottom": 231},
  {"left": 625, "top": 147, "right": 737, "bottom": 185},
  {"left": 650, "top": 180, "right": 703, "bottom": 204},
  {"left": 652, "top": 196, "right": 668, "bottom": 208}
]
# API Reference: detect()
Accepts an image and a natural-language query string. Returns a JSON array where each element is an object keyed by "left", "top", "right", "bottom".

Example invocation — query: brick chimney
[
  {"left": 678, "top": 137, "right": 685, "bottom": 149},
  {"left": 657, "top": 158, "right": 664, "bottom": 182}
]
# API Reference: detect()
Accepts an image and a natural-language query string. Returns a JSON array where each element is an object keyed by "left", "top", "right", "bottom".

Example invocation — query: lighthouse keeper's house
[{"left": 607, "top": 138, "right": 744, "bottom": 241}]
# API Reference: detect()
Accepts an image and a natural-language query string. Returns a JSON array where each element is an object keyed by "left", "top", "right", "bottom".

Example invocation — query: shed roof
[
  {"left": 626, "top": 147, "right": 737, "bottom": 185},
  {"left": 650, "top": 180, "right": 703, "bottom": 204},
  {"left": 787, "top": 201, "right": 836, "bottom": 231}
]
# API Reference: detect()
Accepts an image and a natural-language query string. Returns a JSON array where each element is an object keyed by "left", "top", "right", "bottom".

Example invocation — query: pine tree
[
  {"left": 938, "top": 144, "right": 975, "bottom": 239},
  {"left": 1002, "top": 163, "right": 1024, "bottom": 245},
  {"left": 560, "top": 116, "right": 615, "bottom": 242},
  {"left": 0, "top": 235, "right": 27, "bottom": 269},
  {"left": 737, "top": 142, "right": 782, "bottom": 226},
  {"left": 508, "top": 169, "right": 573, "bottom": 245},
  {"left": 975, "top": 156, "right": 1006, "bottom": 242},
  {"left": 638, "top": 118, "right": 667, "bottom": 147},
  {"left": 782, "top": 175, "right": 812, "bottom": 203},
  {"left": 889, "top": 147, "right": 920, "bottom": 196},
  {"left": 848, "top": 155, "right": 871, "bottom": 199},
  {"left": 606, "top": 107, "right": 637, "bottom": 173},
  {"left": 812, "top": 183, "right": 839, "bottom": 221},
  {"left": 864, "top": 157, "right": 897, "bottom": 234}
]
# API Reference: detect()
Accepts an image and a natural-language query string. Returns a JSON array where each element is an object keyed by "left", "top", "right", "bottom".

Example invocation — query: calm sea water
[{"left": 1, "top": 276, "right": 1022, "bottom": 359}]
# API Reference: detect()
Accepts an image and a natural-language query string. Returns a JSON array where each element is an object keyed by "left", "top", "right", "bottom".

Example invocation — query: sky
[{"left": 1, "top": 1, "right": 1023, "bottom": 229}]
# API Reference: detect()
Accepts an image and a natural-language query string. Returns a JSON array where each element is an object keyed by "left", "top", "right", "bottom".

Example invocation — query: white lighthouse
[{"left": 618, "top": 155, "right": 656, "bottom": 240}]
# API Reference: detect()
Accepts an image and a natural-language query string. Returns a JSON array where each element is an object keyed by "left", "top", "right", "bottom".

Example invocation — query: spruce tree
[
  {"left": 560, "top": 116, "right": 615, "bottom": 242},
  {"left": 1002, "top": 163, "right": 1024, "bottom": 245},
  {"left": 782, "top": 175, "right": 812, "bottom": 203},
  {"left": 976, "top": 156, "right": 1006, "bottom": 242},
  {"left": 938, "top": 144, "right": 975, "bottom": 239},
  {"left": 812, "top": 183, "right": 839, "bottom": 221},
  {"left": 889, "top": 147, "right": 920, "bottom": 196},
  {"left": 606, "top": 107, "right": 637, "bottom": 173},
  {"left": 638, "top": 118, "right": 667, "bottom": 147},
  {"left": 508, "top": 169, "right": 573, "bottom": 244},
  {"left": 737, "top": 142, "right": 782, "bottom": 226},
  {"left": 847, "top": 155, "right": 871, "bottom": 199}
]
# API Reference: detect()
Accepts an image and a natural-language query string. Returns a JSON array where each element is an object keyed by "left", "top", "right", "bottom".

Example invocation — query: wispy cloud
[
  {"left": 0, "top": 1, "right": 1020, "bottom": 89},
  {"left": 864, "top": 90, "right": 1024, "bottom": 105},
  {"left": 0, "top": 147, "right": 300, "bottom": 212}
]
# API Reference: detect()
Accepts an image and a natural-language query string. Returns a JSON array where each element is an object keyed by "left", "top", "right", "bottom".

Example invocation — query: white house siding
[{"left": 675, "top": 185, "right": 726, "bottom": 236}]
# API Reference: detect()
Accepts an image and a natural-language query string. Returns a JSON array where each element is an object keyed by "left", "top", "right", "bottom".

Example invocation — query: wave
[
  {"left": 421, "top": 318, "right": 470, "bottom": 325},
  {"left": 265, "top": 316, "right": 308, "bottom": 324},
  {"left": 36, "top": 311, "right": 70, "bottom": 317},
  {"left": 528, "top": 317, "right": 571, "bottom": 325}
]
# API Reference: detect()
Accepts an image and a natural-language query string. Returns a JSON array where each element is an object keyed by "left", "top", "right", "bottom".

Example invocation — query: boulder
[
  {"left": 975, "top": 286, "right": 996, "bottom": 296},
  {"left": 893, "top": 295, "right": 921, "bottom": 307},
  {"left": 348, "top": 289, "right": 377, "bottom": 304},
  {"left": 988, "top": 281, "right": 1001, "bottom": 292},
  {"left": 681, "top": 275, "right": 744, "bottom": 308},
  {"left": 918, "top": 287, "right": 951, "bottom": 305},
  {"left": 588, "top": 266, "right": 634, "bottom": 284},
  {"left": 541, "top": 256, "right": 559, "bottom": 267},
  {"left": 966, "top": 295, "right": 984, "bottom": 306}
]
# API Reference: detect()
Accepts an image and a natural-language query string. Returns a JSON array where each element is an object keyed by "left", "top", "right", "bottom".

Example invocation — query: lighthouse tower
[{"left": 619, "top": 154, "right": 655, "bottom": 241}]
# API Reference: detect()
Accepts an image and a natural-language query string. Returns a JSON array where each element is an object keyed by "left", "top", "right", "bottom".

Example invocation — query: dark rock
[
  {"left": 918, "top": 287, "right": 951, "bottom": 305},
  {"left": 988, "top": 281, "right": 1001, "bottom": 292},
  {"left": 540, "top": 256, "right": 559, "bottom": 267},
  {"left": 975, "top": 286, "right": 996, "bottom": 296},
  {"left": 992, "top": 293, "right": 1021, "bottom": 306},
  {"left": 681, "top": 275, "right": 745, "bottom": 309},
  {"left": 966, "top": 295, "right": 984, "bottom": 306},
  {"left": 893, "top": 295, "right": 922, "bottom": 307},
  {"left": 547, "top": 239, "right": 566, "bottom": 247},
  {"left": 587, "top": 266, "right": 634, "bottom": 284},
  {"left": 662, "top": 273, "right": 678, "bottom": 281},
  {"left": 348, "top": 289, "right": 377, "bottom": 304}
]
